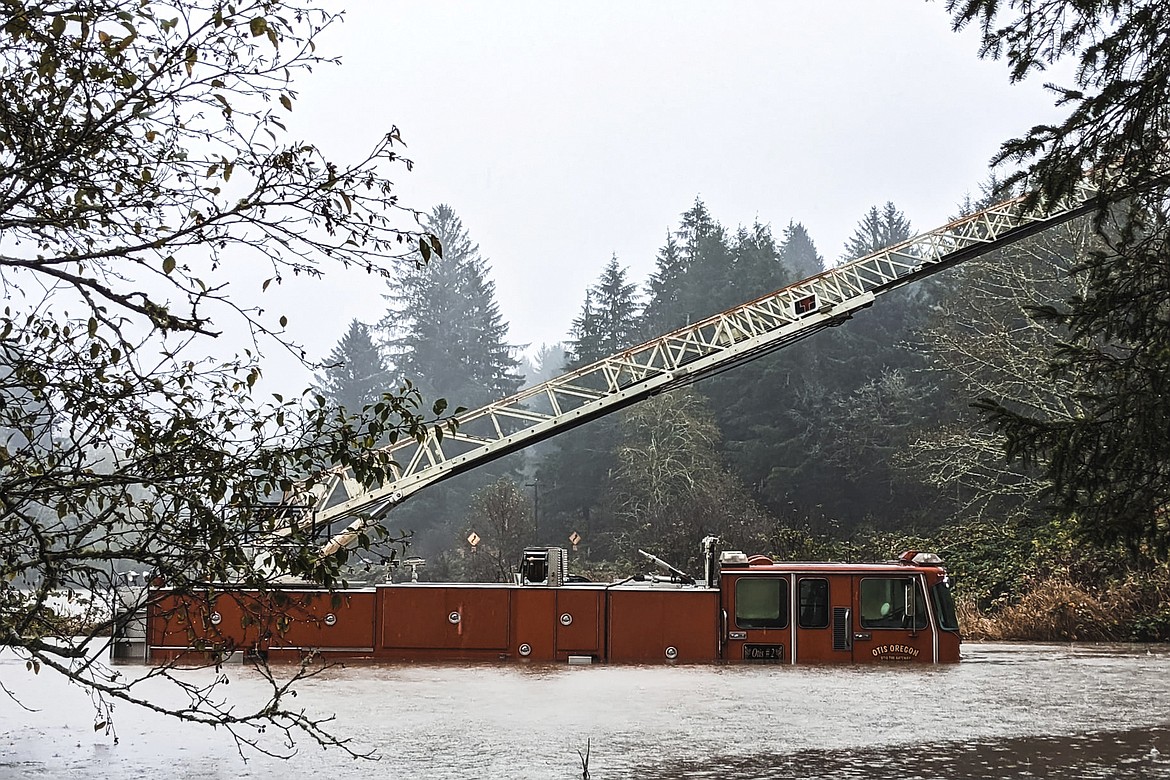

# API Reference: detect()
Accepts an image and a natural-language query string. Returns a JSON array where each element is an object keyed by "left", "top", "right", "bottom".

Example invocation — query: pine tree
[
  {"left": 946, "top": 1, "right": 1170, "bottom": 555},
  {"left": 523, "top": 343, "right": 569, "bottom": 387},
  {"left": 728, "top": 221, "right": 785, "bottom": 307},
  {"left": 842, "top": 202, "right": 912, "bottom": 260},
  {"left": 381, "top": 204, "right": 521, "bottom": 407},
  {"left": 567, "top": 255, "right": 641, "bottom": 366},
  {"left": 695, "top": 220, "right": 795, "bottom": 491},
  {"left": 825, "top": 202, "right": 917, "bottom": 390},
  {"left": 535, "top": 343, "right": 569, "bottom": 375},
  {"left": 703, "top": 224, "right": 823, "bottom": 503},
  {"left": 746, "top": 202, "right": 935, "bottom": 532},
  {"left": 314, "top": 319, "right": 393, "bottom": 415},
  {"left": 378, "top": 204, "right": 523, "bottom": 553},
  {"left": 641, "top": 232, "right": 686, "bottom": 338},
  {"left": 638, "top": 206, "right": 843, "bottom": 532},
  {"left": 565, "top": 292, "right": 603, "bottom": 369},
  {"left": 540, "top": 256, "right": 642, "bottom": 551},
  {"left": 778, "top": 222, "right": 825, "bottom": 282},
  {"left": 641, "top": 198, "right": 732, "bottom": 337},
  {"left": 592, "top": 255, "right": 642, "bottom": 356},
  {"left": 806, "top": 201, "right": 977, "bottom": 530}
]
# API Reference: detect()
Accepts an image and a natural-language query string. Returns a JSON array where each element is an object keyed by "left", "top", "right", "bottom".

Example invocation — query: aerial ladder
[{"left": 293, "top": 177, "right": 1104, "bottom": 557}]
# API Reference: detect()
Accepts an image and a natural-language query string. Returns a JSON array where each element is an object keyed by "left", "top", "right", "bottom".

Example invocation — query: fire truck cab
[{"left": 717, "top": 549, "right": 960, "bottom": 664}]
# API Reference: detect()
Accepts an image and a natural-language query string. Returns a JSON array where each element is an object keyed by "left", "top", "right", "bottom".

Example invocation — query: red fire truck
[{"left": 143, "top": 545, "right": 958, "bottom": 665}]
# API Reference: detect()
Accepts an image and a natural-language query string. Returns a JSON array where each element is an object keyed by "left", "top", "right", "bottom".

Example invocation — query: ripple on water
[{"left": 643, "top": 725, "right": 1170, "bottom": 780}]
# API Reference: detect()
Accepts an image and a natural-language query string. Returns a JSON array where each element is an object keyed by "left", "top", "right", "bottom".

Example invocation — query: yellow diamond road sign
[
  {"left": 467, "top": 532, "right": 481, "bottom": 547},
  {"left": 569, "top": 531, "right": 581, "bottom": 545}
]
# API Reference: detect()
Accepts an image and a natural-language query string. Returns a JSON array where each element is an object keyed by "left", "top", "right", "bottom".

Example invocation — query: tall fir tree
[
  {"left": 641, "top": 198, "right": 732, "bottom": 337},
  {"left": 378, "top": 204, "right": 523, "bottom": 553},
  {"left": 795, "top": 200, "right": 956, "bottom": 530},
  {"left": 540, "top": 256, "right": 642, "bottom": 550},
  {"left": 566, "top": 255, "right": 641, "bottom": 365},
  {"left": 695, "top": 220, "right": 795, "bottom": 487},
  {"left": 637, "top": 204, "right": 845, "bottom": 533},
  {"left": 524, "top": 343, "right": 569, "bottom": 387},
  {"left": 727, "top": 221, "right": 785, "bottom": 308},
  {"left": 703, "top": 221, "right": 826, "bottom": 514},
  {"left": 842, "top": 202, "right": 913, "bottom": 260},
  {"left": 565, "top": 292, "right": 603, "bottom": 369},
  {"left": 823, "top": 201, "right": 917, "bottom": 391},
  {"left": 314, "top": 319, "right": 393, "bottom": 416},
  {"left": 778, "top": 222, "right": 824, "bottom": 282},
  {"left": 725, "top": 202, "right": 943, "bottom": 532},
  {"left": 641, "top": 232, "right": 686, "bottom": 338},
  {"left": 381, "top": 204, "right": 521, "bottom": 408},
  {"left": 592, "top": 255, "right": 642, "bottom": 356}
]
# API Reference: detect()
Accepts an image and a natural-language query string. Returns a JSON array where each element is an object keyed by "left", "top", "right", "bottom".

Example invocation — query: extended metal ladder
[{"left": 303, "top": 178, "right": 1102, "bottom": 555}]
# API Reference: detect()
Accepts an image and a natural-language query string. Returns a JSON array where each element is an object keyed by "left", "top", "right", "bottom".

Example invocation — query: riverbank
[{"left": 957, "top": 572, "right": 1170, "bottom": 642}]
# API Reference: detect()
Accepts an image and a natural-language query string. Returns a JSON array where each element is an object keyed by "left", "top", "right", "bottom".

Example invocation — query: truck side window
[
  {"left": 735, "top": 577, "right": 788, "bottom": 629},
  {"left": 859, "top": 577, "right": 927, "bottom": 630},
  {"left": 798, "top": 578, "right": 829, "bottom": 628}
]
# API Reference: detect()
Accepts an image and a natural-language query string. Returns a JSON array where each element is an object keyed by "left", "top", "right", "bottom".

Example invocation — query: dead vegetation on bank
[{"left": 957, "top": 570, "right": 1170, "bottom": 642}]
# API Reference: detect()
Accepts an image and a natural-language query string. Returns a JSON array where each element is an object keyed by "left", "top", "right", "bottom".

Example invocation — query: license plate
[{"left": 743, "top": 643, "right": 783, "bottom": 661}]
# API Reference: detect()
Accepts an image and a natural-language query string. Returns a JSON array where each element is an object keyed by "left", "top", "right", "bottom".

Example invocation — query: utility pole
[{"left": 526, "top": 479, "right": 540, "bottom": 545}]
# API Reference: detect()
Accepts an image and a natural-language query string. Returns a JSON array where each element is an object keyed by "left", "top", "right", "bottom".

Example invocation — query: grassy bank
[{"left": 956, "top": 570, "right": 1170, "bottom": 641}]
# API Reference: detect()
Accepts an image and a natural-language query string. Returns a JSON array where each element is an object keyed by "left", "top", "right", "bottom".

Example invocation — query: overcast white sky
[{"left": 265, "top": 0, "right": 1069, "bottom": 392}]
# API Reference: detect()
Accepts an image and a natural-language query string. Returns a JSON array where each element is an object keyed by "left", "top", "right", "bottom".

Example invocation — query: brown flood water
[{"left": 2, "top": 642, "right": 1169, "bottom": 779}]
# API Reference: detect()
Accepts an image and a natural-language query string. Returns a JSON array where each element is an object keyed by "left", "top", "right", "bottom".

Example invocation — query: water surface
[{"left": 2, "top": 643, "right": 1168, "bottom": 778}]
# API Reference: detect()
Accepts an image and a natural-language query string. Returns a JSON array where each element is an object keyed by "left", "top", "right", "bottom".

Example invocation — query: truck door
[
  {"left": 723, "top": 574, "right": 790, "bottom": 663},
  {"left": 795, "top": 575, "right": 853, "bottom": 663},
  {"left": 850, "top": 574, "right": 934, "bottom": 664}
]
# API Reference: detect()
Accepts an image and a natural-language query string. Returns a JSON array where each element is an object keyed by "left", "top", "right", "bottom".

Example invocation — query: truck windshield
[{"left": 931, "top": 581, "right": 960, "bottom": 632}]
